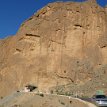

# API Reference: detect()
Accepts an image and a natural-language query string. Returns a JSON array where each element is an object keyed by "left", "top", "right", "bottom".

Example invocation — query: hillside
[
  {"left": 0, "top": 0, "right": 107, "bottom": 97},
  {"left": 0, "top": 92, "right": 96, "bottom": 107}
]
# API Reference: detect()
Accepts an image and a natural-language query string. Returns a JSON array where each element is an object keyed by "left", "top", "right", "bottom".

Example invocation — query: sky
[{"left": 0, "top": 0, "right": 107, "bottom": 39}]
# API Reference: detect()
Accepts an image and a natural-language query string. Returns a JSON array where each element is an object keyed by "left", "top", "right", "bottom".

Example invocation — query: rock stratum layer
[{"left": 0, "top": 0, "right": 107, "bottom": 97}]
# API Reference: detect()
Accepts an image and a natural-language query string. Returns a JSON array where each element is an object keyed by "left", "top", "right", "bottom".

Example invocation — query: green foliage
[{"left": 96, "top": 90, "right": 104, "bottom": 95}]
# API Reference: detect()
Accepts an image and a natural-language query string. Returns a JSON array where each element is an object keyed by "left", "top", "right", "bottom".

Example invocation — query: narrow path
[
  {"left": 21, "top": 92, "right": 97, "bottom": 107},
  {"left": 76, "top": 98, "right": 97, "bottom": 107}
]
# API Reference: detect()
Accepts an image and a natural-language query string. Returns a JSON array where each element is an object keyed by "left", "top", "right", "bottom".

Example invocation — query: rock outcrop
[{"left": 0, "top": 0, "right": 107, "bottom": 97}]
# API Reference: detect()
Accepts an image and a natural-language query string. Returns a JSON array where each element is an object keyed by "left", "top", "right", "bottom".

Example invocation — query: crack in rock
[{"left": 26, "top": 34, "right": 41, "bottom": 38}]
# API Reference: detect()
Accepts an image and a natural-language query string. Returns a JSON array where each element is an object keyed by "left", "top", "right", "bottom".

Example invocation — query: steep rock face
[{"left": 0, "top": 0, "right": 107, "bottom": 97}]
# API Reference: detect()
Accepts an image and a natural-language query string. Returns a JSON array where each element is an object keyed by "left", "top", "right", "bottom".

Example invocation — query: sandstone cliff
[{"left": 0, "top": 0, "right": 107, "bottom": 97}]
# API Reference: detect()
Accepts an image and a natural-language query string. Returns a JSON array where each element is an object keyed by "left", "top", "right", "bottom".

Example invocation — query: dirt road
[
  {"left": 0, "top": 92, "right": 97, "bottom": 107},
  {"left": 76, "top": 98, "right": 96, "bottom": 107}
]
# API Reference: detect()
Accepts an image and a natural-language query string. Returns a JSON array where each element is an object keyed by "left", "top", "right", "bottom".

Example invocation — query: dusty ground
[{"left": 0, "top": 92, "right": 96, "bottom": 107}]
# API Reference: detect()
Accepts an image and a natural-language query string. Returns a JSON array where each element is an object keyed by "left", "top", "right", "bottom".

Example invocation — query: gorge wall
[{"left": 0, "top": 0, "right": 107, "bottom": 97}]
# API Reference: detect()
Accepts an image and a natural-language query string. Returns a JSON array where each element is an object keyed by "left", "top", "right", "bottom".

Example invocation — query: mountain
[{"left": 0, "top": 0, "right": 107, "bottom": 97}]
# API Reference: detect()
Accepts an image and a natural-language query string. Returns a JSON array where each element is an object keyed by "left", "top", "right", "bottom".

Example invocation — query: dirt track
[
  {"left": 76, "top": 98, "right": 96, "bottom": 107},
  {"left": 0, "top": 92, "right": 97, "bottom": 107}
]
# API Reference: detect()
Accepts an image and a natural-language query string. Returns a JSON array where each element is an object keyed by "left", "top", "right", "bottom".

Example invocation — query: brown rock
[{"left": 0, "top": 1, "right": 107, "bottom": 97}]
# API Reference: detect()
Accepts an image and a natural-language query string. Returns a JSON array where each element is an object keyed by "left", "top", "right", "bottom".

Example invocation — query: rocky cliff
[{"left": 0, "top": 0, "right": 107, "bottom": 97}]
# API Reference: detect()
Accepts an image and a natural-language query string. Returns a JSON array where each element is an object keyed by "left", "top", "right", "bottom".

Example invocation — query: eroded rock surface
[{"left": 0, "top": 0, "right": 107, "bottom": 97}]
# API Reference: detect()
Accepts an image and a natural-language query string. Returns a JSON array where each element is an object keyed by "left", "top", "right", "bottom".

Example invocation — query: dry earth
[
  {"left": 0, "top": 92, "right": 97, "bottom": 107},
  {"left": 0, "top": 0, "right": 107, "bottom": 97}
]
